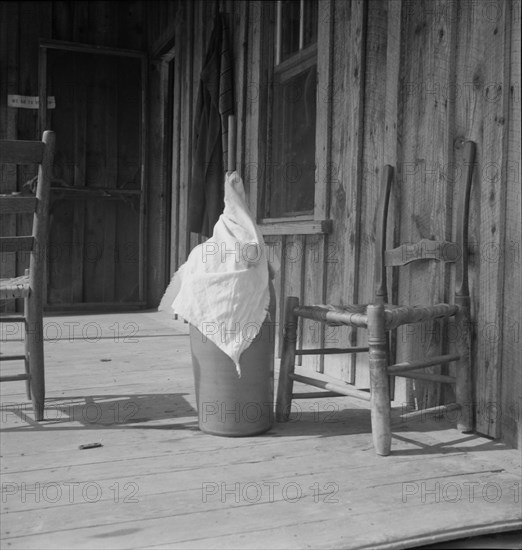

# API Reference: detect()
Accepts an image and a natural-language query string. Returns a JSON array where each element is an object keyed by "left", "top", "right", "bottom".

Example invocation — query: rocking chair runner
[
  {"left": 0, "top": 130, "right": 56, "bottom": 421},
  {"left": 276, "top": 140, "right": 476, "bottom": 456}
]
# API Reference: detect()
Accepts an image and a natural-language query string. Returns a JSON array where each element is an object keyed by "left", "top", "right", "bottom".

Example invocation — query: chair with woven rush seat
[
  {"left": 275, "top": 140, "right": 476, "bottom": 456},
  {"left": 0, "top": 131, "right": 55, "bottom": 421}
]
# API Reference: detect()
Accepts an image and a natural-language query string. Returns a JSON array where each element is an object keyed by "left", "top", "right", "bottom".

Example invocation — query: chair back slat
[
  {"left": 0, "top": 196, "right": 38, "bottom": 215},
  {"left": 385, "top": 238, "right": 460, "bottom": 266},
  {"left": 0, "top": 236, "right": 35, "bottom": 253},
  {"left": 0, "top": 141, "right": 45, "bottom": 164},
  {"left": 0, "top": 131, "right": 55, "bottom": 288}
]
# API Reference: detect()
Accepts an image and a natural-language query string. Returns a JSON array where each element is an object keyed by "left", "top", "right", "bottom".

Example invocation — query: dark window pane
[
  {"left": 303, "top": 0, "right": 318, "bottom": 47},
  {"left": 269, "top": 65, "right": 317, "bottom": 217},
  {"left": 280, "top": 0, "right": 300, "bottom": 62}
]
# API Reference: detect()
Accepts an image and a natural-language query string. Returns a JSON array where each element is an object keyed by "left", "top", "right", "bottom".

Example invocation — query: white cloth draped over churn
[{"left": 159, "top": 171, "right": 276, "bottom": 376}]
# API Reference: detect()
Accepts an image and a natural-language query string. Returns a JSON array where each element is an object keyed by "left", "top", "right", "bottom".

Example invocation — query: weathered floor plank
[{"left": 1, "top": 311, "right": 521, "bottom": 550}]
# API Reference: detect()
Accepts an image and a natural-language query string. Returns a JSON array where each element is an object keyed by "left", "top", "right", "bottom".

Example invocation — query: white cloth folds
[{"left": 159, "top": 171, "right": 274, "bottom": 376}]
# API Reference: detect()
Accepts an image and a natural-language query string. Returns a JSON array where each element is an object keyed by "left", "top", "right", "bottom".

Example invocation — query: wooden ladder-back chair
[
  {"left": 0, "top": 130, "right": 56, "bottom": 421},
  {"left": 276, "top": 140, "right": 476, "bottom": 456}
]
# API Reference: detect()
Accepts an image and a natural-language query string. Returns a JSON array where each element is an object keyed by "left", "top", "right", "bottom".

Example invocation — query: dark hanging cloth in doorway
[{"left": 188, "top": 12, "right": 234, "bottom": 237}]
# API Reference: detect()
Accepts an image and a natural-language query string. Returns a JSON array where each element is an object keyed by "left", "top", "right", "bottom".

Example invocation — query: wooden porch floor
[{"left": 1, "top": 311, "right": 521, "bottom": 550}]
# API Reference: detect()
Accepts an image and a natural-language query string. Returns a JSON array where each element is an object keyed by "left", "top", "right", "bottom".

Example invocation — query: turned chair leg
[
  {"left": 26, "top": 298, "right": 45, "bottom": 421},
  {"left": 276, "top": 297, "right": 299, "bottom": 422},
  {"left": 23, "top": 317, "right": 32, "bottom": 401},
  {"left": 367, "top": 304, "right": 392, "bottom": 456},
  {"left": 455, "top": 296, "right": 473, "bottom": 433}
]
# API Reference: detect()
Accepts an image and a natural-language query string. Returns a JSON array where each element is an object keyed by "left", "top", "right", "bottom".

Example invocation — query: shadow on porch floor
[{"left": 1, "top": 310, "right": 520, "bottom": 549}]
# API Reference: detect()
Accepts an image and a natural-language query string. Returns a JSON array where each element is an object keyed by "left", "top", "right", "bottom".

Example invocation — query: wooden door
[{"left": 39, "top": 41, "right": 146, "bottom": 310}]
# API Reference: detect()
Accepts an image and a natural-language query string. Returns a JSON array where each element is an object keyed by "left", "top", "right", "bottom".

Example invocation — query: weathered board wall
[
  {"left": 1, "top": 1, "right": 518, "bottom": 447},
  {"left": 0, "top": 0, "right": 153, "bottom": 310},
  {"left": 150, "top": 0, "right": 520, "bottom": 448}
]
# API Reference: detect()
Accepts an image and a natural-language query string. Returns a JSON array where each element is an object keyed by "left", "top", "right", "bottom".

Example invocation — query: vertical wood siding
[
  {"left": 324, "top": 0, "right": 367, "bottom": 382},
  {"left": 395, "top": 0, "right": 457, "bottom": 410},
  {"left": 450, "top": 0, "right": 512, "bottom": 438},
  {"left": 160, "top": 0, "right": 520, "bottom": 447},
  {"left": 0, "top": 1, "right": 146, "bottom": 309}
]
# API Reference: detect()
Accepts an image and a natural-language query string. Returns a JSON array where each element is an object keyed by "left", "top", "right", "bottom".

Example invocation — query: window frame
[{"left": 255, "top": 0, "right": 333, "bottom": 236}]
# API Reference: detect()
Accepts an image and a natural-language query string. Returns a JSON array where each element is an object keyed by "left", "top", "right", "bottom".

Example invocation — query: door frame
[
  {"left": 157, "top": 45, "right": 177, "bottom": 280},
  {"left": 38, "top": 39, "right": 148, "bottom": 310}
]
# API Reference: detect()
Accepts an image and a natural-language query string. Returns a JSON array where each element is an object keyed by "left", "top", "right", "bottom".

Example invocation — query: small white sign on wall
[{"left": 7, "top": 95, "right": 56, "bottom": 109}]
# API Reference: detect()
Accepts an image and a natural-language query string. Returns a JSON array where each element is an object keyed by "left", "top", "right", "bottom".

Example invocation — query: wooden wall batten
[
  {"left": 501, "top": 0, "right": 521, "bottom": 450},
  {"left": 382, "top": 0, "right": 403, "bottom": 400},
  {"left": 475, "top": 0, "right": 512, "bottom": 439},
  {"left": 243, "top": 0, "right": 263, "bottom": 216},
  {"left": 323, "top": 0, "right": 367, "bottom": 382},
  {"left": 354, "top": 0, "right": 388, "bottom": 391},
  {"left": 177, "top": 1, "right": 194, "bottom": 268},
  {"left": 398, "top": 0, "right": 455, "bottom": 409},
  {"left": 315, "top": 0, "right": 334, "bottom": 221},
  {"left": 449, "top": 0, "right": 512, "bottom": 439},
  {"left": 147, "top": 54, "right": 169, "bottom": 306}
]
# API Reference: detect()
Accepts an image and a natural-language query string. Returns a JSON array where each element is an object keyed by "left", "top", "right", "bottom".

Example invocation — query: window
[{"left": 264, "top": 0, "right": 319, "bottom": 220}]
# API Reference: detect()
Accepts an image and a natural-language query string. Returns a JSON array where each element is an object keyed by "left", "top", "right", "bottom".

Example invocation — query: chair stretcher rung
[
  {"left": 387, "top": 353, "right": 460, "bottom": 374},
  {"left": 400, "top": 403, "right": 460, "bottom": 420},
  {"left": 384, "top": 304, "right": 460, "bottom": 330},
  {"left": 293, "top": 306, "right": 368, "bottom": 328},
  {"left": 296, "top": 346, "right": 369, "bottom": 356},
  {"left": 290, "top": 373, "right": 371, "bottom": 402},
  {"left": 391, "top": 371, "right": 456, "bottom": 384},
  {"left": 292, "top": 391, "right": 343, "bottom": 399},
  {"left": 0, "top": 373, "right": 30, "bottom": 382},
  {"left": 0, "top": 354, "right": 26, "bottom": 361},
  {"left": 0, "top": 315, "right": 26, "bottom": 323}
]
